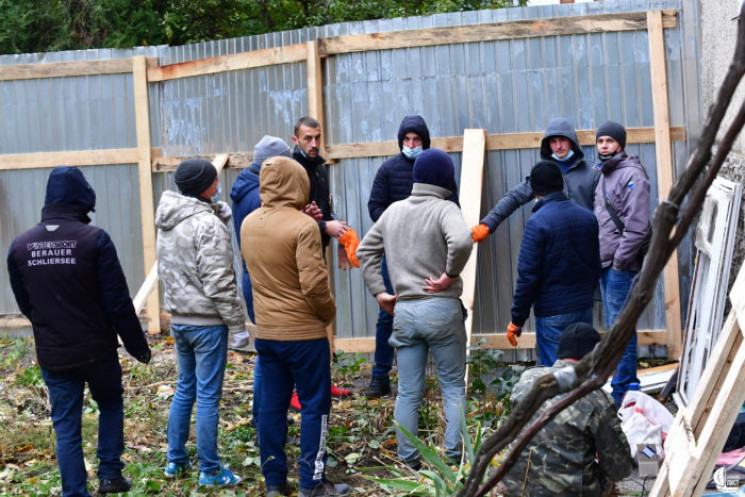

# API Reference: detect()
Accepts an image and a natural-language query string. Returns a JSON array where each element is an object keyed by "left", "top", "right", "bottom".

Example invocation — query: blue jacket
[
  {"left": 230, "top": 164, "right": 261, "bottom": 322},
  {"left": 479, "top": 118, "right": 600, "bottom": 231},
  {"left": 7, "top": 167, "right": 150, "bottom": 370},
  {"left": 368, "top": 115, "right": 457, "bottom": 221},
  {"left": 511, "top": 191, "right": 600, "bottom": 326}
]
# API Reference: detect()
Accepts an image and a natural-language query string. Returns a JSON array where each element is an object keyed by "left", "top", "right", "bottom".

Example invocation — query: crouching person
[
  {"left": 501, "top": 323, "right": 633, "bottom": 496},
  {"left": 7, "top": 166, "right": 152, "bottom": 496},
  {"left": 241, "top": 156, "right": 349, "bottom": 497},
  {"left": 358, "top": 148, "right": 473, "bottom": 470}
]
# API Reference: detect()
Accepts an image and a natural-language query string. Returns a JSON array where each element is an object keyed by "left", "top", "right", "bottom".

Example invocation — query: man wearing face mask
[
  {"left": 364, "top": 115, "right": 459, "bottom": 398},
  {"left": 155, "top": 159, "right": 247, "bottom": 487},
  {"left": 471, "top": 118, "right": 599, "bottom": 242}
]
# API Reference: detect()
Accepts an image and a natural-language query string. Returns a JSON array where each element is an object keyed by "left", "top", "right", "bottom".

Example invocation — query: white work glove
[
  {"left": 229, "top": 329, "right": 250, "bottom": 351},
  {"left": 213, "top": 201, "right": 232, "bottom": 222}
]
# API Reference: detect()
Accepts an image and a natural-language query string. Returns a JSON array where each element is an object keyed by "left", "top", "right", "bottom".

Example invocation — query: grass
[{"left": 0, "top": 334, "right": 519, "bottom": 496}]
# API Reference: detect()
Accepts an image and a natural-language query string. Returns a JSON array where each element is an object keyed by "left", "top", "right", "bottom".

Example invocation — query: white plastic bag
[{"left": 618, "top": 389, "right": 675, "bottom": 458}]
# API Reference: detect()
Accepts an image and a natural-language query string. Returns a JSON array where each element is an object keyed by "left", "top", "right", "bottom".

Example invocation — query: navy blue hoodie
[
  {"left": 368, "top": 115, "right": 457, "bottom": 221},
  {"left": 7, "top": 167, "right": 150, "bottom": 370},
  {"left": 229, "top": 163, "right": 261, "bottom": 322}
]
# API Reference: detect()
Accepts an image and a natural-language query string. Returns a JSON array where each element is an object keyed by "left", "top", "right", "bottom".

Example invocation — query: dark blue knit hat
[
  {"left": 596, "top": 121, "right": 627, "bottom": 150},
  {"left": 175, "top": 159, "right": 217, "bottom": 195},
  {"left": 529, "top": 161, "right": 564, "bottom": 196},
  {"left": 413, "top": 149, "right": 455, "bottom": 191},
  {"left": 557, "top": 323, "right": 601, "bottom": 360}
]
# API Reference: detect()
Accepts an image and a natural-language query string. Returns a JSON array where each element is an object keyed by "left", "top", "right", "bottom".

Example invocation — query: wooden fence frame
[{"left": 0, "top": 10, "right": 685, "bottom": 355}]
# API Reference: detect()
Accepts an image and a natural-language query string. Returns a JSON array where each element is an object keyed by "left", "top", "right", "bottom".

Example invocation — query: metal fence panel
[{"left": 1, "top": 0, "right": 700, "bottom": 360}]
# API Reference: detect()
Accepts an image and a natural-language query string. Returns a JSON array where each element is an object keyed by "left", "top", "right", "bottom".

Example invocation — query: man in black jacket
[{"left": 7, "top": 166, "right": 151, "bottom": 497}]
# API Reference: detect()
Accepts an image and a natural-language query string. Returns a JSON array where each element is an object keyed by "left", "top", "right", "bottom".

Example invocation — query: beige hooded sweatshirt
[{"left": 241, "top": 156, "right": 336, "bottom": 340}]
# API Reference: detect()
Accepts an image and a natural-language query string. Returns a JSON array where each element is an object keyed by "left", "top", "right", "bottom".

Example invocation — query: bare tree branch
[{"left": 458, "top": 4, "right": 745, "bottom": 496}]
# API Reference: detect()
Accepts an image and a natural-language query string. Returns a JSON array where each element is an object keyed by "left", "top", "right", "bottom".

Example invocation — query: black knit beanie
[
  {"left": 596, "top": 120, "right": 627, "bottom": 150},
  {"left": 557, "top": 323, "right": 601, "bottom": 361},
  {"left": 529, "top": 161, "right": 564, "bottom": 196},
  {"left": 413, "top": 148, "right": 456, "bottom": 191},
  {"left": 175, "top": 159, "right": 217, "bottom": 196}
]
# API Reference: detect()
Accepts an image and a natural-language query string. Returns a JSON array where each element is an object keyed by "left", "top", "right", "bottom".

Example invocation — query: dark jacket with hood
[
  {"left": 292, "top": 146, "right": 337, "bottom": 249},
  {"left": 511, "top": 191, "right": 600, "bottom": 327},
  {"left": 7, "top": 166, "right": 150, "bottom": 371},
  {"left": 230, "top": 163, "right": 261, "bottom": 322},
  {"left": 594, "top": 152, "right": 650, "bottom": 271},
  {"left": 479, "top": 118, "right": 600, "bottom": 231}
]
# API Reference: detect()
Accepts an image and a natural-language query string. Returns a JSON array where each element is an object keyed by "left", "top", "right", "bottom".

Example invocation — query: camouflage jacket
[
  {"left": 155, "top": 191, "right": 246, "bottom": 333},
  {"left": 502, "top": 360, "right": 633, "bottom": 496}
]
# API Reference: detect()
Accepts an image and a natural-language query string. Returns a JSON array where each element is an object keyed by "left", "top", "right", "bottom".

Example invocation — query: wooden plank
[
  {"left": 0, "top": 149, "right": 140, "bottom": 171},
  {"left": 0, "top": 58, "right": 134, "bottom": 82},
  {"left": 147, "top": 44, "right": 307, "bottom": 82},
  {"left": 152, "top": 152, "right": 253, "bottom": 172},
  {"left": 648, "top": 11, "right": 683, "bottom": 359},
  {"left": 0, "top": 315, "right": 31, "bottom": 329},
  {"left": 460, "top": 130, "right": 487, "bottom": 385},
  {"left": 324, "top": 127, "right": 685, "bottom": 160},
  {"left": 318, "top": 11, "right": 677, "bottom": 55},
  {"left": 334, "top": 329, "right": 669, "bottom": 352},
  {"left": 133, "top": 262, "right": 159, "bottom": 315},
  {"left": 133, "top": 55, "right": 161, "bottom": 334}
]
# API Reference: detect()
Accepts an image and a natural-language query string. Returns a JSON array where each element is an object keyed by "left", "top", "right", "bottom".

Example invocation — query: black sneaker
[
  {"left": 298, "top": 481, "right": 351, "bottom": 496},
  {"left": 266, "top": 481, "right": 293, "bottom": 497},
  {"left": 99, "top": 476, "right": 132, "bottom": 494},
  {"left": 363, "top": 376, "right": 391, "bottom": 398}
]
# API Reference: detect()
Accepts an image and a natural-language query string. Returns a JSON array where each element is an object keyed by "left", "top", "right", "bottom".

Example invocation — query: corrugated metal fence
[{"left": 0, "top": 0, "right": 701, "bottom": 360}]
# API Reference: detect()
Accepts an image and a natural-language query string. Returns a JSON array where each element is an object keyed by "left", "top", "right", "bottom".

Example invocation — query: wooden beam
[
  {"left": 648, "top": 11, "right": 683, "bottom": 359},
  {"left": 324, "top": 127, "right": 685, "bottom": 160},
  {"left": 0, "top": 149, "right": 140, "bottom": 171},
  {"left": 334, "top": 329, "right": 669, "bottom": 352},
  {"left": 318, "top": 10, "right": 677, "bottom": 56},
  {"left": 132, "top": 262, "right": 159, "bottom": 315},
  {"left": 147, "top": 44, "right": 307, "bottom": 82},
  {"left": 133, "top": 55, "right": 160, "bottom": 334},
  {"left": 459, "top": 129, "right": 487, "bottom": 386},
  {"left": 152, "top": 152, "right": 253, "bottom": 172},
  {"left": 0, "top": 58, "right": 134, "bottom": 82},
  {"left": 0, "top": 315, "right": 31, "bottom": 329}
]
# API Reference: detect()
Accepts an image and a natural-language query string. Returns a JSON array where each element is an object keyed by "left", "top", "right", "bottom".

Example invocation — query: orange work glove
[
  {"left": 506, "top": 322, "right": 523, "bottom": 347},
  {"left": 337, "top": 228, "right": 360, "bottom": 268},
  {"left": 471, "top": 223, "right": 490, "bottom": 243}
]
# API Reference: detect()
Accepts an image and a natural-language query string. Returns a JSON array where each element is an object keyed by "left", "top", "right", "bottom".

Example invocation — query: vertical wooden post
[
  {"left": 306, "top": 40, "right": 337, "bottom": 355},
  {"left": 460, "top": 129, "right": 487, "bottom": 386},
  {"left": 307, "top": 41, "right": 326, "bottom": 151},
  {"left": 133, "top": 55, "right": 160, "bottom": 334},
  {"left": 648, "top": 11, "right": 682, "bottom": 358}
]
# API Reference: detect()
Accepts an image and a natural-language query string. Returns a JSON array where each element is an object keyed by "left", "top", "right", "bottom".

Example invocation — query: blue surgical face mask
[
  {"left": 551, "top": 149, "right": 575, "bottom": 162},
  {"left": 402, "top": 146, "right": 423, "bottom": 160},
  {"left": 211, "top": 183, "right": 222, "bottom": 203}
]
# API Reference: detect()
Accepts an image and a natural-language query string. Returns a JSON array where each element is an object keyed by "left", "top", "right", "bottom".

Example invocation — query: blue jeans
[
  {"left": 167, "top": 324, "right": 228, "bottom": 474},
  {"left": 600, "top": 268, "right": 639, "bottom": 405},
  {"left": 255, "top": 338, "right": 331, "bottom": 491},
  {"left": 372, "top": 255, "right": 395, "bottom": 379},
  {"left": 252, "top": 357, "right": 263, "bottom": 426},
  {"left": 390, "top": 298, "right": 466, "bottom": 463},
  {"left": 535, "top": 307, "right": 593, "bottom": 367},
  {"left": 41, "top": 354, "right": 125, "bottom": 497}
]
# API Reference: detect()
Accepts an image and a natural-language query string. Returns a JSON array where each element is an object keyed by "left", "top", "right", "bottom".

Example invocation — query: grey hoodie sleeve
[
  {"left": 441, "top": 203, "right": 474, "bottom": 277},
  {"left": 479, "top": 177, "right": 534, "bottom": 231},
  {"left": 357, "top": 218, "right": 387, "bottom": 297},
  {"left": 195, "top": 218, "right": 247, "bottom": 333}
]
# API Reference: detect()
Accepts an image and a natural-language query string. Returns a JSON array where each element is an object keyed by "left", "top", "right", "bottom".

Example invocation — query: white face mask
[
  {"left": 402, "top": 146, "right": 423, "bottom": 159},
  {"left": 211, "top": 183, "right": 222, "bottom": 203},
  {"left": 551, "top": 149, "right": 575, "bottom": 162}
]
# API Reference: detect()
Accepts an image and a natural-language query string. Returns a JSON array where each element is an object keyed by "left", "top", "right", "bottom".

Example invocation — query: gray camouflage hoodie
[{"left": 155, "top": 191, "right": 246, "bottom": 333}]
